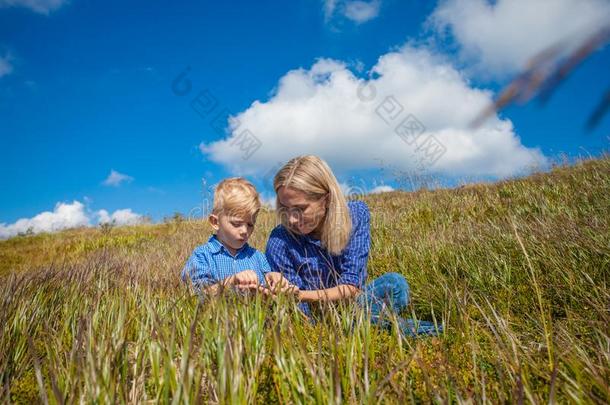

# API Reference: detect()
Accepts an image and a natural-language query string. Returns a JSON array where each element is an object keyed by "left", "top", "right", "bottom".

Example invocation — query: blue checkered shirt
[
  {"left": 265, "top": 200, "right": 371, "bottom": 315},
  {"left": 181, "top": 234, "right": 271, "bottom": 290}
]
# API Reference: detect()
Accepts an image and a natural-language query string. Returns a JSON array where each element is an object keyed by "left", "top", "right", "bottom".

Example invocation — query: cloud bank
[
  {"left": 429, "top": 0, "right": 610, "bottom": 76},
  {"left": 0, "top": 201, "right": 146, "bottom": 239},
  {"left": 201, "top": 46, "right": 547, "bottom": 179}
]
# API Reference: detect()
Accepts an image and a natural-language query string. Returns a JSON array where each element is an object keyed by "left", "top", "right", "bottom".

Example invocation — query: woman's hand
[{"left": 262, "top": 272, "right": 299, "bottom": 297}]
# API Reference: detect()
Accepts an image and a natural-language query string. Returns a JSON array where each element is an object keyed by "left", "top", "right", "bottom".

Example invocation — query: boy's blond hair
[{"left": 212, "top": 177, "right": 261, "bottom": 217}]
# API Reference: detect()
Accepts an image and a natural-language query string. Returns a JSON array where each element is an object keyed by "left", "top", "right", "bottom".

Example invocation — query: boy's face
[{"left": 210, "top": 211, "right": 257, "bottom": 253}]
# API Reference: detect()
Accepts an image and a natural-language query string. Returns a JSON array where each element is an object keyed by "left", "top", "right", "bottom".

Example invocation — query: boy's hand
[{"left": 227, "top": 270, "right": 260, "bottom": 289}]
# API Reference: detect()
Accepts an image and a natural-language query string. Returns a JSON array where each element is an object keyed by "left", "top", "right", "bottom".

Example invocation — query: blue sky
[{"left": 1, "top": 0, "right": 609, "bottom": 237}]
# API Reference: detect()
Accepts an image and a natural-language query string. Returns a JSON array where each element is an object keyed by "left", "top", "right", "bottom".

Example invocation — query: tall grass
[{"left": 1, "top": 156, "right": 608, "bottom": 403}]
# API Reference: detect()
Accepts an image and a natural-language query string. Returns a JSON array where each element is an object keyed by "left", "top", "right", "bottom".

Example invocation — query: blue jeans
[{"left": 356, "top": 272, "right": 442, "bottom": 337}]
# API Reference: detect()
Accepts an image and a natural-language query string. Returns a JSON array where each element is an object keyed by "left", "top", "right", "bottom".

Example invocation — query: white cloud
[
  {"left": 429, "top": 0, "right": 610, "bottom": 76},
  {"left": 103, "top": 169, "right": 134, "bottom": 187},
  {"left": 343, "top": 0, "right": 380, "bottom": 24},
  {"left": 323, "top": 0, "right": 381, "bottom": 24},
  {"left": 0, "top": 0, "right": 69, "bottom": 14},
  {"left": 0, "top": 201, "right": 89, "bottom": 239},
  {"left": 340, "top": 181, "right": 393, "bottom": 196},
  {"left": 97, "top": 209, "right": 144, "bottom": 226},
  {"left": 0, "top": 54, "right": 14, "bottom": 78},
  {"left": 200, "top": 45, "right": 547, "bottom": 180},
  {"left": 0, "top": 201, "right": 146, "bottom": 239},
  {"left": 370, "top": 185, "right": 394, "bottom": 194}
]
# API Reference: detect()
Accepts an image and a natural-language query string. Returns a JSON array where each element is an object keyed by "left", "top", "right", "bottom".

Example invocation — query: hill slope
[{"left": 1, "top": 156, "right": 609, "bottom": 403}]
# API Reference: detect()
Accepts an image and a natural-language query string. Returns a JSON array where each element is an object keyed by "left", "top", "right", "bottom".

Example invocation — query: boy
[{"left": 181, "top": 177, "right": 293, "bottom": 295}]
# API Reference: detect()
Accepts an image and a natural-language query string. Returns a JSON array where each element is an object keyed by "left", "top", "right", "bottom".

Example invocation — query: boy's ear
[{"left": 208, "top": 214, "right": 220, "bottom": 231}]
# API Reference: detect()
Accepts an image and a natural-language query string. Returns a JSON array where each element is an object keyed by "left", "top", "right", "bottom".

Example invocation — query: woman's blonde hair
[
  {"left": 274, "top": 155, "right": 351, "bottom": 255},
  {"left": 213, "top": 177, "right": 261, "bottom": 217}
]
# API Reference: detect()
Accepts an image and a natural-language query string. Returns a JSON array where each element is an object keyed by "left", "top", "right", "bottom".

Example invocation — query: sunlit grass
[{"left": 1, "top": 155, "right": 608, "bottom": 403}]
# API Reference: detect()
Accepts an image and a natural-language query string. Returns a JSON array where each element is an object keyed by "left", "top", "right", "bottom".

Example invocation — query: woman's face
[{"left": 277, "top": 186, "right": 327, "bottom": 236}]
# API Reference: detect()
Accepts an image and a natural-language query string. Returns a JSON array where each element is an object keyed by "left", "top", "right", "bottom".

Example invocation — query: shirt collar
[
  {"left": 304, "top": 235, "right": 322, "bottom": 246},
  {"left": 208, "top": 234, "right": 250, "bottom": 256},
  {"left": 295, "top": 231, "right": 322, "bottom": 246}
]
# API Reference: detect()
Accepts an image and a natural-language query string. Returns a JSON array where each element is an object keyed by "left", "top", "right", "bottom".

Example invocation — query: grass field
[{"left": 1, "top": 156, "right": 608, "bottom": 403}]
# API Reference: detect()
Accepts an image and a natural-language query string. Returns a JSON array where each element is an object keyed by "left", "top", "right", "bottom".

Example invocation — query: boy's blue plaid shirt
[{"left": 181, "top": 234, "right": 271, "bottom": 289}]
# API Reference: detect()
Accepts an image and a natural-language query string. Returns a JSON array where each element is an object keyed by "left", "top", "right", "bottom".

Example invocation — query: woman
[{"left": 264, "top": 155, "right": 440, "bottom": 337}]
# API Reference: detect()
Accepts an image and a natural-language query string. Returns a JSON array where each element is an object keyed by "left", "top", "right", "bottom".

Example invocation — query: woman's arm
[
  {"left": 300, "top": 202, "right": 370, "bottom": 303},
  {"left": 265, "top": 227, "right": 304, "bottom": 288},
  {"left": 298, "top": 284, "right": 360, "bottom": 302}
]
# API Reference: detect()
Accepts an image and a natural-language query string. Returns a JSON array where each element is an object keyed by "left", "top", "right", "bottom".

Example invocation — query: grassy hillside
[{"left": 1, "top": 156, "right": 608, "bottom": 403}]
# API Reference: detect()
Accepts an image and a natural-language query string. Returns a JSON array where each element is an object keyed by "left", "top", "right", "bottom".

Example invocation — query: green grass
[{"left": 1, "top": 156, "right": 608, "bottom": 403}]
